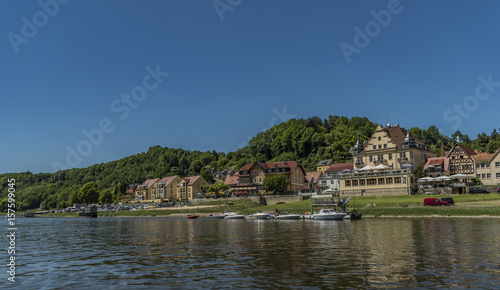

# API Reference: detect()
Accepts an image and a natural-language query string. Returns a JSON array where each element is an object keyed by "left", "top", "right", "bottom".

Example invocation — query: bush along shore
[{"left": 19, "top": 194, "right": 500, "bottom": 218}]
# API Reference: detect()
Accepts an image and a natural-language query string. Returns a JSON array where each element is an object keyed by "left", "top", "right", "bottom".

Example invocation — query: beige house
[
  {"left": 152, "top": 176, "right": 182, "bottom": 201},
  {"left": 340, "top": 124, "right": 436, "bottom": 196},
  {"left": 177, "top": 176, "right": 209, "bottom": 201},
  {"left": 447, "top": 143, "right": 477, "bottom": 175},
  {"left": 135, "top": 178, "right": 160, "bottom": 200},
  {"left": 473, "top": 150, "right": 500, "bottom": 186},
  {"left": 229, "top": 160, "right": 307, "bottom": 195}
]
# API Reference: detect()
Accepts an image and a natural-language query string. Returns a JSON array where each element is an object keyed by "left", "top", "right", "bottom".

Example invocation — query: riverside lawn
[{"left": 35, "top": 194, "right": 500, "bottom": 218}]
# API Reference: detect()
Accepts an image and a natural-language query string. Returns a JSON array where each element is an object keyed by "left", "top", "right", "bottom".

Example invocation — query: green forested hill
[{"left": 1, "top": 115, "right": 499, "bottom": 211}]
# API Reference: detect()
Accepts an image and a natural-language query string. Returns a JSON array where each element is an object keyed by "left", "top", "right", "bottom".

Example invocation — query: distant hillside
[{"left": 1, "top": 115, "right": 499, "bottom": 211}]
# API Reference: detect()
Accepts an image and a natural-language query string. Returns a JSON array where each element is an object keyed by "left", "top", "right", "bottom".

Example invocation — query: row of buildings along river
[{"left": 123, "top": 124, "right": 500, "bottom": 202}]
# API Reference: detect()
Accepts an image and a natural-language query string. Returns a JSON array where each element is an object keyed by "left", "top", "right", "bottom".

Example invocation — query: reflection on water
[{"left": 3, "top": 217, "right": 500, "bottom": 289}]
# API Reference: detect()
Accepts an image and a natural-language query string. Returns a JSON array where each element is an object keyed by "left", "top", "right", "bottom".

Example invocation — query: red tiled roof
[
  {"left": 141, "top": 178, "right": 160, "bottom": 189},
  {"left": 224, "top": 175, "right": 238, "bottom": 186},
  {"left": 423, "top": 157, "right": 449, "bottom": 171},
  {"left": 383, "top": 126, "right": 427, "bottom": 149},
  {"left": 460, "top": 144, "right": 478, "bottom": 157},
  {"left": 472, "top": 153, "right": 495, "bottom": 162},
  {"left": 305, "top": 172, "right": 322, "bottom": 184},
  {"left": 157, "top": 176, "right": 179, "bottom": 186},
  {"left": 325, "top": 162, "right": 354, "bottom": 172},
  {"left": 238, "top": 161, "right": 306, "bottom": 176},
  {"left": 183, "top": 176, "right": 202, "bottom": 185}
]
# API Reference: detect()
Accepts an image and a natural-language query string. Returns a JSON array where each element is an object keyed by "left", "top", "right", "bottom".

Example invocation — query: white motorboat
[
  {"left": 311, "top": 209, "right": 347, "bottom": 220},
  {"left": 246, "top": 212, "right": 271, "bottom": 219},
  {"left": 223, "top": 212, "right": 245, "bottom": 219},
  {"left": 274, "top": 213, "right": 303, "bottom": 220}
]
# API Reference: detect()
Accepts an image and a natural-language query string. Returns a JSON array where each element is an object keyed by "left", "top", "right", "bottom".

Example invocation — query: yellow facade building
[
  {"left": 177, "top": 176, "right": 209, "bottom": 201},
  {"left": 340, "top": 124, "right": 436, "bottom": 196}
]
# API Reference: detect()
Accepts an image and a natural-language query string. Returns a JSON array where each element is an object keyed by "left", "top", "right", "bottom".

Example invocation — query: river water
[{"left": 3, "top": 217, "right": 500, "bottom": 289}]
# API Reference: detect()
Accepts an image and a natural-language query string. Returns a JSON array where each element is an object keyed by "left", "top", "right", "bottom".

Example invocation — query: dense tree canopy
[{"left": 263, "top": 174, "right": 289, "bottom": 193}]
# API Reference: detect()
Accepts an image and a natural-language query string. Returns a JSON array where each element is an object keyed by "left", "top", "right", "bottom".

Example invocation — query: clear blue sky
[{"left": 2, "top": 0, "right": 500, "bottom": 174}]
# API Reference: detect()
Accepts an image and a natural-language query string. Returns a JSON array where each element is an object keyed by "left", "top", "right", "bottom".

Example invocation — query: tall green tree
[
  {"left": 99, "top": 188, "right": 113, "bottom": 204},
  {"left": 78, "top": 182, "right": 99, "bottom": 204},
  {"left": 263, "top": 174, "right": 288, "bottom": 194}
]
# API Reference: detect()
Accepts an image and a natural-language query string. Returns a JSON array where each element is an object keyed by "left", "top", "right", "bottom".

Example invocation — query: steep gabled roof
[
  {"left": 305, "top": 172, "right": 322, "bottom": 184},
  {"left": 325, "top": 162, "right": 354, "bottom": 172},
  {"left": 383, "top": 126, "right": 427, "bottom": 149},
  {"left": 447, "top": 143, "right": 477, "bottom": 158},
  {"left": 157, "top": 176, "right": 180, "bottom": 186},
  {"left": 141, "top": 178, "right": 160, "bottom": 189},
  {"left": 183, "top": 176, "right": 202, "bottom": 185}
]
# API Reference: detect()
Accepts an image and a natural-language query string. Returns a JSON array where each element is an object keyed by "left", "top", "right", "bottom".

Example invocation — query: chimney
[{"left": 441, "top": 144, "right": 445, "bottom": 157}]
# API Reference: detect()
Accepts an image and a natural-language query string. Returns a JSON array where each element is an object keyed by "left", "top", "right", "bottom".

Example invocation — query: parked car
[
  {"left": 424, "top": 198, "right": 449, "bottom": 206},
  {"left": 440, "top": 197, "right": 454, "bottom": 205},
  {"left": 468, "top": 187, "right": 489, "bottom": 194}
]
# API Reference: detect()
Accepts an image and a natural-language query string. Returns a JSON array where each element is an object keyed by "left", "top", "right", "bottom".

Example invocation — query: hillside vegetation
[{"left": 1, "top": 115, "right": 499, "bottom": 211}]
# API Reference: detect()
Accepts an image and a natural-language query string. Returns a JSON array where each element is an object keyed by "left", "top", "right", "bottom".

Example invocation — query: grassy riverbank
[{"left": 20, "top": 194, "right": 500, "bottom": 218}]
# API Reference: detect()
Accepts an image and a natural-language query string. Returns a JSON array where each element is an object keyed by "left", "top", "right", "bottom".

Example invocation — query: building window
[
  {"left": 497, "top": 173, "right": 500, "bottom": 178},
  {"left": 378, "top": 178, "right": 385, "bottom": 185},
  {"left": 345, "top": 180, "right": 351, "bottom": 187},
  {"left": 477, "top": 174, "right": 481, "bottom": 178},
  {"left": 352, "top": 180, "right": 358, "bottom": 186},
  {"left": 386, "top": 177, "right": 393, "bottom": 184},
  {"left": 378, "top": 137, "right": 381, "bottom": 141},
  {"left": 389, "top": 154, "right": 392, "bottom": 160},
  {"left": 482, "top": 174, "right": 486, "bottom": 179},
  {"left": 254, "top": 178, "right": 257, "bottom": 183},
  {"left": 369, "top": 156, "right": 373, "bottom": 162},
  {"left": 259, "top": 177, "right": 262, "bottom": 183},
  {"left": 487, "top": 174, "right": 491, "bottom": 179},
  {"left": 481, "top": 163, "right": 485, "bottom": 168},
  {"left": 496, "top": 162, "right": 500, "bottom": 168},
  {"left": 452, "top": 156, "right": 455, "bottom": 160},
  {"left": 378, "top": 145, "right": 382, "bottom": 149},
  {"left": 367, "top": 178, "right": 376, "bottom": 185},
  {"left": 486, "top": 163, "right": 490, "bottom": 168},
  {"left": 410, "top": 152, "right": 413, "bottom": 159},
  {"left": 259, "top": 170, "right": 262, "bottom": 175},
  {"left": 359, "top": 179, "right": 366, "bottom": 186},
  {"left": 384, "top": 144, "right": 387, "bottom": 149},
  {"left": 373, "top": 145, "right": 376, "bottom": 150},
  {"left": 254, "top": 170, "right": 257, "bottom": 175},
  {"left": 395, "top": 177, "right": 401, "bottom": 184},
  {"left": 460, "top": 155, "right": 464, "bottom": 159}
]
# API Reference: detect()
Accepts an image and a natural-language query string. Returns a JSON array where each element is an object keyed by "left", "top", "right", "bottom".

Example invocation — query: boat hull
[{"left": 274, "top": 214, "right": 302, "bottom": 220}]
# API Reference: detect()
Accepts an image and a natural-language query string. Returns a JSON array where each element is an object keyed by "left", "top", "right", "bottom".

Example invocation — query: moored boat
[
  {"left": 311, "top": 209, "right": 347, "bottom": 220},
  {"left": 274, "top": 213, "right": 302, "bottom": 220},
  {"left": 246, "top": 212, "right": 271, "bottom": 219},
  {"left": 187, "top": 214, "right": 199, "bottom": 219},
  {"left": 224, "top": 212, "right": 245, "bottom": 219}
]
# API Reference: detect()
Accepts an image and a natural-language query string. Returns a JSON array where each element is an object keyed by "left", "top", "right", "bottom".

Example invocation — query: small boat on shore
[
  {"left": 23, "top": 212, "right": 35, "bottom": 217},
  {"left": 223, "top": 212, "right": 245, "bottom": 219},
  {"left": 274, "top": 213, "right": 302, "bottom": 220},
  {"left": 187, "top": 214, "right": 199, "bottom": 219},
  {"left": 311, "top": 209, "right": 347, "bottom": 220},
  {"left": 246, "top": 212, "right": 271, "bottom": 219}
]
